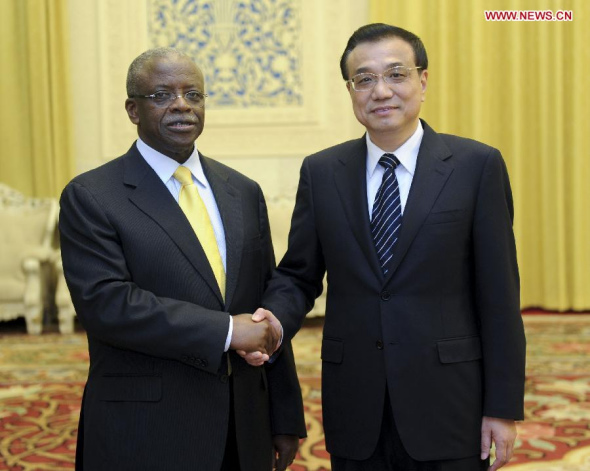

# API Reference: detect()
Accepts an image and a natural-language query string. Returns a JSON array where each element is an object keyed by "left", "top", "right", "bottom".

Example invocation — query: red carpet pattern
[
  {"left": 507, "top": 315, "right": 590, "bottom": 470},
  {"left": 1, "top": 314, "right": 590, "bottom": 470},
  {"left": 0, "top": 335, "right": 87, "bottom": 470}
]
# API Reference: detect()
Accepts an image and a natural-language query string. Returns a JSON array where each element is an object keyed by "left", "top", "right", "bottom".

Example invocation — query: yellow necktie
[{"left": 174, "top": 166, "right": 225, "bottom": 299}]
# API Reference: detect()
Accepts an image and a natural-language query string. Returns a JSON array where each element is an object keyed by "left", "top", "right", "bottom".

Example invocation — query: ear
[
  {"left": 420, "top": 70, "right": 428, "bottom": 102},
  {"left": 125, "top": 98, "right": 140, "bottom": 125}
]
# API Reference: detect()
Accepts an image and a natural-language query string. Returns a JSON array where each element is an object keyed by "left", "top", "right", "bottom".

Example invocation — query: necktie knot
[
  {"left": 379, "top": 153, "right": 400, "bottom": 170},
  {"left": 174, "top": 166, "right": 193, "bottom": 186}
]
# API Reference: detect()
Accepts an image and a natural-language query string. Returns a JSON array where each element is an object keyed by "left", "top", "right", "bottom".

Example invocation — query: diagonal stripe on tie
[
  {"left": 371, "top": 153, "right": 403, "bottom": 274},
  {"left": 372, "top": 199, "right": 401, "bottom": 242},
  {"left": 174, "top": 166, "right": 226, "bottom": 298}
]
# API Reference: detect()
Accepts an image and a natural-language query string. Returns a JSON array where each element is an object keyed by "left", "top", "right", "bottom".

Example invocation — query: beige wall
[
  {"left": 67, "top": 0, "right": 368, "bottom": 202},
  {"left": 67, "top": 1, "right": 368, "bottom": 316}
]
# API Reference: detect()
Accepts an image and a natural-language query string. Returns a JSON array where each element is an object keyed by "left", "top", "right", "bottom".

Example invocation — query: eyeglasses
[
  {"left": 347, "top": 66, "right": 423, "bottom": 91},
  {"left": 129, "top": 91, "right": 208, "bottom": 107}
]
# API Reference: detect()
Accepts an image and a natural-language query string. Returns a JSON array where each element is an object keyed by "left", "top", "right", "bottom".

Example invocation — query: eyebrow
[
  {"left": 152, "top": 82, "right": 201, "bottom": 88},
  {"left": 354, "top": 62, "right": 406, "bottom": 74}
]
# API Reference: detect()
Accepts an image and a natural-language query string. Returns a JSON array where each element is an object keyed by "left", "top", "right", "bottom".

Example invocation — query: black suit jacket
[
  {"left": 263, "top": 121, "right": 526, "bottom": 461},
  {"left": 59, "top": 143, "right": 305, "bottom": 471}
]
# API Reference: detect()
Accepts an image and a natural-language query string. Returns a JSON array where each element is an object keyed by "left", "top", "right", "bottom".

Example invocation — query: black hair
[{"left": 339, "top": 23, "right": 428, "bottom": 80}]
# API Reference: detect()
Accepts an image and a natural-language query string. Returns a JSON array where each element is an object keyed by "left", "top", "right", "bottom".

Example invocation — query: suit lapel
[
  {"left": 201, "top": 156, "right": 243, "bottom": 309},
  {"left": 334, "top": 137, "right": 383, "bottom": 281},
  {"left": 123, "top": 146, "right": 224, "bottom": 305},
  {"left": 384, "top": 121, "right": 454, "bottom": 283}
]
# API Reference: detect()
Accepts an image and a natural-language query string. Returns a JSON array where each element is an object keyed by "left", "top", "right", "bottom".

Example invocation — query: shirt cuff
[{"left": 224, "top": 315, "right": 233, "bottom": 352}]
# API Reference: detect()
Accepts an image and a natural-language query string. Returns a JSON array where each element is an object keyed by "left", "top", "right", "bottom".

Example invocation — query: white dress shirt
[
  {"left": 136, "top": 138, "right": 233, "bottom": 351},
  {"left": 366, "top": 121, "right": 424, "bottom": 219}
]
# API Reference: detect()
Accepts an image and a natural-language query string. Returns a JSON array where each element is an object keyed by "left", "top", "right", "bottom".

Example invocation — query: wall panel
[{"left": 68, "top": 0, "right": 368, "bottom": 200}]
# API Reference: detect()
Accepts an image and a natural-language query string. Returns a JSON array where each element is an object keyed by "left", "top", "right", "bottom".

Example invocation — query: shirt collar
[
  {"left": 366, "top": 120, "right": 424, "bottom": 178},
  {"left": 136, "top": 138, "right": 208, "bottom": 188}
]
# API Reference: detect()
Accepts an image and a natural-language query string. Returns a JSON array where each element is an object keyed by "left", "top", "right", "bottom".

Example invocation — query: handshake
[{"left": 230, "top": 308, "right": 282, "bottom": 366}]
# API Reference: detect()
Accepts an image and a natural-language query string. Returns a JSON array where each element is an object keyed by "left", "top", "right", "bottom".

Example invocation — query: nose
[
  {"left": 170, "top": 94, "right": 192, "bottom": 111},
  {"left": 371, "top": 76, "right": 394, "bottom": 100}
]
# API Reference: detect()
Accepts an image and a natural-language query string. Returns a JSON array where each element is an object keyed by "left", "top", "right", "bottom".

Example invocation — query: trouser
[
  {"left": 220, "top": 377, "right": 241, "bottom": 471},
  {"left": 331, "top": 390, "right": 489, "bottom": 471}
]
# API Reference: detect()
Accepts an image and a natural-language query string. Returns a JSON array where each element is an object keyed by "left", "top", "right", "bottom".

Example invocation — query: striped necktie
[
  {"left": 371, "top": 153, "right": 402, "bottom": 274},
  {"left": 174, "top": 166, "right": 225, "bottom": 299}
]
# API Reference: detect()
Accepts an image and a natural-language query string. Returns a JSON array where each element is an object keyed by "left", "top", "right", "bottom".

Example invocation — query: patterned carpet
[{"left": 1, "top": 314, "right": 590, "bottom": 470}]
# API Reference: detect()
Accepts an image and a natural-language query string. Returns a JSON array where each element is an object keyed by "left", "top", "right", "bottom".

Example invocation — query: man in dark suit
[
  {"left": 59, "top": 47, "right": 305, "bottom": 471},
  {"left": 255, "top": 23, "right": 526, "bottom": 471}
]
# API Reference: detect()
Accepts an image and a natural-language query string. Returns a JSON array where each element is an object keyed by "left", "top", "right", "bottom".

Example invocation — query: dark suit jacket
[
  {"left": 263, "top": 120, "right": 526, "bottom": 462},
  {"left": 59, "top": 143, "right": 306, "bottom": 471}
]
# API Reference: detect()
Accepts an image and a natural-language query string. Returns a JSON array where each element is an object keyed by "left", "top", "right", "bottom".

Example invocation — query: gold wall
[
  {"left": 2, "top": 0, "right": 587, "bottom": 311},
  {"left": 371, "top": 0, "right": 589, "bottom": 310},
  {"left": 67, "top": 0, "right": 367, "bottom": 201}
]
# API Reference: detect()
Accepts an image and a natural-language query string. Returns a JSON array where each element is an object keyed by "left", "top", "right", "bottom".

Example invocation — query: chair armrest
[
  {"left": 52, "top": 251, "right": 76, "bottom": 334},
  {"left": 21, "top": 256, "right": 42, "bottom": 306}
]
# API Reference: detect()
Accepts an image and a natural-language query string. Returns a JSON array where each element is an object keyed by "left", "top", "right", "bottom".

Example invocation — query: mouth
[
  {"left": 166, "top": 120, "right": 197, "bottom": 131},
  {"left": 371, "top": 106, "right": 399, "bottom": 115}
]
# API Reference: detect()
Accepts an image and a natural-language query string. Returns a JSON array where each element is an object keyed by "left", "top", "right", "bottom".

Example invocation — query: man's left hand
[
  {"left": 272, "top": 434, "right": 299, "bottom": 471},
  {"left": 481, "top": 416, "right": 517, "bottom": 471}
]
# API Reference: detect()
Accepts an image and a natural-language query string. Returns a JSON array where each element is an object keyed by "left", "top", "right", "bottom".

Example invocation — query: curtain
[
  {"left": 0, "top": 0, "right": 74, "bottom": 198},
  {"left": 369, "top": 0, "right": 589, "bottom": 310}
]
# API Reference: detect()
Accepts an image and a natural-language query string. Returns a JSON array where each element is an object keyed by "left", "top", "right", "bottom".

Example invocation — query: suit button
[
  {"left": 376, "top": 340, "right": 384, "bottom": 350},
  {"left": 381, "top": 290, "right": 391, "bottom": 301},
  {"left": 220, "top": 374, "right": 229, "bottom": 383}
]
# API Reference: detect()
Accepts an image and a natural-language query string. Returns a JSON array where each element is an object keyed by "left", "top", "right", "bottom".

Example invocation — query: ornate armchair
[{"left": 0, "top": 184, "right": 58, "bottom": 334}]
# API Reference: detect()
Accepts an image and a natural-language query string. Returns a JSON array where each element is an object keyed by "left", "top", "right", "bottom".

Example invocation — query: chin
[
  {"left": 169, "top": 135, "right": 197, "bottom": 147},
  {"left": 371, "top": 120, "right": 402, "bottom": 133}
]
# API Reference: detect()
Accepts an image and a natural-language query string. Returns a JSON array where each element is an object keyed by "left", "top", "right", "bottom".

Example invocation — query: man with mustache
[{"left": 59, "top": 47, "right": 305, "bottom": 471}]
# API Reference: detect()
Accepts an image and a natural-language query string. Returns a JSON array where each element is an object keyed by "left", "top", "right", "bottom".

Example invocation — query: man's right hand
[
  {"left": 229, "top": 313, "right": 279, "bottom": 361},
  {"left": 235, "top": 308, "right": 283, "bottom": 366}
]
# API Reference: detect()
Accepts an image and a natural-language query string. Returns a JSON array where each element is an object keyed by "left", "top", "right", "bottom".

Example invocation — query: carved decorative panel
[
  {"left": 68, "top": 0, "right": 368, "bottom": 176},
  {"left": 149, "top": 0, "right": 303, "bottom": 109}
]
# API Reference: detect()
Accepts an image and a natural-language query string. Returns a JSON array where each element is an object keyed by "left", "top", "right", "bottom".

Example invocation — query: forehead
[
  {"left": 347, "top": 37, "right": 416, "bottom": 74},
  {"left": 139, "top": 56, "right": 204, "bottom": 89}
]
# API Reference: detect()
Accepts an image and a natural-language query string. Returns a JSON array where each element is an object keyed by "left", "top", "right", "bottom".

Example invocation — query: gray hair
[{"left": 126, "top": 47, "right": 195, "bottom": 96}]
